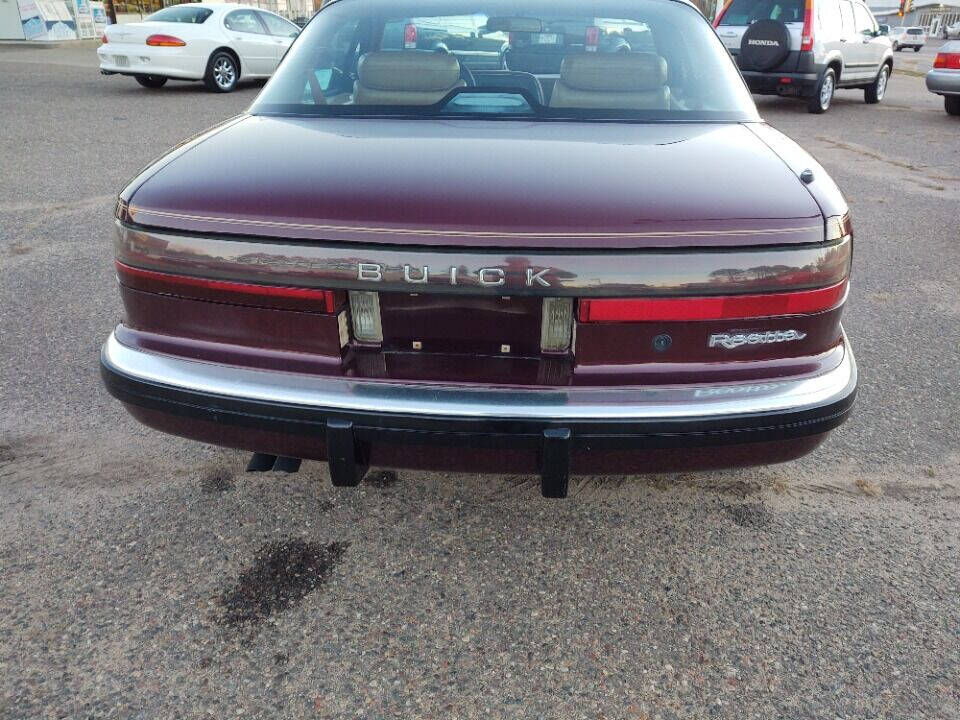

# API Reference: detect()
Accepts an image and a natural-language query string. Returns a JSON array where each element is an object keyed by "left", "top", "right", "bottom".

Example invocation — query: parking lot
[{"left": 1, "top": 40, "right": 959, "bottom": 719}]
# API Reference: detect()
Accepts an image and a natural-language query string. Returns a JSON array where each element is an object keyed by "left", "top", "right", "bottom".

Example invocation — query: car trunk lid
[{"left": 126, "top": 115, "right": 825, "bottom": 250}]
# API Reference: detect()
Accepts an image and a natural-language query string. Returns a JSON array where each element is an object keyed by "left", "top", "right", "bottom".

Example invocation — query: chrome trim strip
[
  {"left": 129, "top": 207, "right": 822, "bottom": 241},
  {"left": 102, "top": 330, "right": 857, "bottom": 421},
  {"left": 115, "top": 223, "right": 851, "bottom": 298}
]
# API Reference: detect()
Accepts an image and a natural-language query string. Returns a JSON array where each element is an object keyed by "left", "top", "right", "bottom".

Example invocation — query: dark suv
[{"left": 715, "top": 0, "right": 894, "bottom": 113}]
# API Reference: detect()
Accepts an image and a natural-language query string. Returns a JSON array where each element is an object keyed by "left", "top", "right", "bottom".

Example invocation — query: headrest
[
  {"left": 357, "top": 51, "right": 462, "bottom": 92},
  {"left": 559, "top": 53, "right": 668, "bottom": 93}
]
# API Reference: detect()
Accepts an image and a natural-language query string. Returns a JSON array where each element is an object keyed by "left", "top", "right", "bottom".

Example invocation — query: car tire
[
  {"left": 864, "top": 64, "right": 889, "bottom": 104},
  {"left": 204, "top": 51, "right": 239, "bottom": 93},
  {"left": 135, "top": 75, "right": 167, "bottom": 89},
  {"left": 946, "top": 95, "right": 960, "bottom": 116},
  {"left": 807, "top": 68, "right": 835, "bottom": 114},
  {"left": 914, "top": 46, "right": 921, "bottom": 52},
  {"left": 893, "top": 42, "right": 900, "bottom": 51}
]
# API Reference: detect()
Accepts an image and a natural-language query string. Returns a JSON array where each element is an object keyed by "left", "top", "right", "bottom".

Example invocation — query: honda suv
[{"left": 715, "top": 0, "right": 894, "bottom": 113}]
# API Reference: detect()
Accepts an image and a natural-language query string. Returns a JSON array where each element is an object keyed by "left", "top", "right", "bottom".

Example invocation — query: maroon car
[{"left": 101, "top": 0, "right": 857, "bottom": 497}]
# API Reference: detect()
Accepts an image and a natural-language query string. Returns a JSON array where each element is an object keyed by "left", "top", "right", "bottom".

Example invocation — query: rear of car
[
  {"left": 891, "top": 26, "right": 925, "bottom": 51},
  {"left": 926, "top": 41, "right": 960, "bottom": 114},
  {"left": 715, "top": 0, "right": 892, "bottom": 112},
  {"left": 101, "top": 0, "right": 858, "bottom": 498},
  {"left": 715, "top": 0, "right": 817, "bottom": 96},
  {"left": 97, "top": 5, "right": 216, "bottom": 81}
]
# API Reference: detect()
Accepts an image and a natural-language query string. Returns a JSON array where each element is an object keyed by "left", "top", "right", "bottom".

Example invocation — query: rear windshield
[
  {"left": 717, "top": 0, "right": 805, "bottom": 25},
  {"left": 147, "top": 6, "right": 213, "bottom": 23},
  {"left": 251, "top": 0, "right": 757, "bottom": 122},
  {"left": 906, "top": 27, "right": 924, "bottom": 34}
]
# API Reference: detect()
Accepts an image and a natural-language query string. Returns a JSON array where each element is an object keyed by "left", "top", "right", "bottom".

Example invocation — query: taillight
[
  {"left": 578, "top": 281, "right": 848, "bottom": 323},
  {"left": 585, "top": 26, "right": 601, "bottom": 52},
  {"left": 349, "top": 291, "right": 383, "bottom": 343},
  {"left": 116, "top": 262, "right": 342, "bottom": 313},
  {"left": 146, "top": 34, "right": 186, "bottom": 47},
  {"left": 934, "top": 52, "right": 960, "bottom": 69},
  {"left": 101, "top": 34, "right": 108, "bottom": 43},
  {"left": 800, "top": 0, "right": 815, "bottom": 51},
  {"left": 403, "top": 24, "right": 417, "bottom": 49}
]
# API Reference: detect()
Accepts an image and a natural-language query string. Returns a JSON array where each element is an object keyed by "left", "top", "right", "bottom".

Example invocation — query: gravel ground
[{"left": 1, "top": 44, "right": 958, "bottom": 719}]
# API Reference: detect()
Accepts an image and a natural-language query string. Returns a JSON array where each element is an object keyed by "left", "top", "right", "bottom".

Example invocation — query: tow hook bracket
[
  {"left": 540, "top": 428, "right": 572, "bottom": 499},
  {"left": 272, "top": 456, "right": 302, "bottom": 474},
  {"left": 326, "top": 418, "right": 368, "bottom": 487},
  {"left": 246, "top": 453, "right": 278, "bottom": 472}
]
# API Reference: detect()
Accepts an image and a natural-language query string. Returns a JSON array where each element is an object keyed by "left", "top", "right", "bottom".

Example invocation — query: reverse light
[
  {"left": 578, "top": 281, "right": 848, "bottom": 323},
  {"left": 800, "top": 0, "right": 815, "bottom": 51},
  {"left": 934, "top": 52, "right": 960, "bottom": 69},
  {"left": 540, "top": 298, "right": 574, "bottom": 352},
  {"left": 349, "top": 291, "right": 383, "bottom": 343},
  {"left": 585, "top": 26, "right": 601, "bottom": 52},
  {"left": 146, "top": 34, "right": 186, "bottom": 47},
  {"left": 403, "top": 24, "right": 418, "bottom": 49}
]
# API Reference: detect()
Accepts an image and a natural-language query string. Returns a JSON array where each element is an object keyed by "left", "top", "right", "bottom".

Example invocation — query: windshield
[
  {"left": 717, "top": 0, "right": 804, "bottom": 25},
  {"left": 251, "top": 0, "right": 757, "bottom": 121},
  {"left": 147, "top": 6, "right": 213, "bottom": 23}
]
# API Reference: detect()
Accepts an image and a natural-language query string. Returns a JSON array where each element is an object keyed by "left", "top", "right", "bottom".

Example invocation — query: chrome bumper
[
  {"left": 102, "top": 330, "right": 856, "bottom": 422},
  {"left": 926, "top": 69, "right": 960, "bottom": 95}
]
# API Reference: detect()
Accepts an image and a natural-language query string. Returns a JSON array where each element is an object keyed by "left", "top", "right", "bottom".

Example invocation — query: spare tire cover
[{"left": 740, "top": 20, "right": 792, "bottom": 71}]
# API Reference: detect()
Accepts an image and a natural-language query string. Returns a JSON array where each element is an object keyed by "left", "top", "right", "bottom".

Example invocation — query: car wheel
[
  {"left": 807, "top": 68, "right": 835, "bottom": 114},
  {"left": 914, "top": 46, "right": 921, "bottom": 52},
  {"left": 135, "top": 75, "right": 167, "bottom": 89},
  {"left": 865, "top": 65, "right": 889, "bottom": 104},
  {"left": 204, "top": 51, "right": 239, "bottom": 93},
  {"left": 946, "top": 95, "right": 960, "bottom": 116},
  {"left": 893, "top": 42, "right": 900, "bottom": 51}
]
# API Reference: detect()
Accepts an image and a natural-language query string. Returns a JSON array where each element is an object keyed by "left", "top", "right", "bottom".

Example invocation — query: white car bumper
[{"left": 97, "top": 43, "right": 205, "bottom": 80}]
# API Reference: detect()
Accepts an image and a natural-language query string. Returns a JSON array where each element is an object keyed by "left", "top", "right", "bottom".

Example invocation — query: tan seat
[
  {"left": 353, "top": 51, "right": 466, "bottom": 105},
  {"left": 549, "top": 53, "right": 671, "bottom": 110}
]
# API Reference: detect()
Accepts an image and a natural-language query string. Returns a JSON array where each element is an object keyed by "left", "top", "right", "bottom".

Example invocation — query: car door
[
  {"left": 852, "top": 2, "right": 886, "bottom": 77},
  {"left": 256, "top": 11, "right": 300, "bottom": 71},
  {"left": 838, "top": 0, "right": 867, "bottom": 81},
  {"left": 223, "top": 8, "right": 275, "bottom": 76}
]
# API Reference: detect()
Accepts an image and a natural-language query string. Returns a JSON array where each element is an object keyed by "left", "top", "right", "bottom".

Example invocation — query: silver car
[
  {"left": 889, "top": 26, "right": 926, "bottom": 51},
  {"left": 926, "top": 40, "right": 960, "bottom": 115},
  {"left": 715, "top": 0, "right": 894, "bottom": 113}
]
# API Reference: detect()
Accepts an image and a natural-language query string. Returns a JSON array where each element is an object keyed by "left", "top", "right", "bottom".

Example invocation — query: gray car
[
  {"left": 715, "top": 0, "right": 894, "bottom": 113},
  {"left": 926, "top": 40, "right": 960, "bottom": 115}
]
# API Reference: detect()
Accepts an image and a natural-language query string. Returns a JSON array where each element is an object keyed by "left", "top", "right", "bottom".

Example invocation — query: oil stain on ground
[
  {"left": 723, "top": 502, "right": 772, "bottom": 528},
  {"left": 200, "top": 468, "right": 234, "bottom": 494},
  {"left": 221, "top": 539, "right": 349, "bottom": 626}
]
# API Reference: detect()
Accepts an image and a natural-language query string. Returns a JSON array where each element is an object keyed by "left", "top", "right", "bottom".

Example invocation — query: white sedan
[{"left": 98, "top": 3, "right": 300, "bottom": 92}]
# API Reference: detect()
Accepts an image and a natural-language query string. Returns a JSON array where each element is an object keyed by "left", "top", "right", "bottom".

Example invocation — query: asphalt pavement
[{"left": 1, "top": 44, "right": 958, "bottom": 719}]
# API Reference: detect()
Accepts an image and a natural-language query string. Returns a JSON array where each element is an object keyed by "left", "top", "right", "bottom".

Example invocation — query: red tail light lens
[
  {"left": 146, "top": 34, "right": 186, "bottom": 47},
  {"left": 403, "top": 24, "right": 418, "bottom": 49},
  {"left": 116, "top": 262, "right": 343, "bottom": 313},
  {"left": 101, "top": 34, "right": 108, "bottom": 43},
  {"left": 800, "top": 0, "right": 815, "bottom": 51},
  {"left": 578, "top": 281, "right": 847, "bottom": 323},
  {"left": 934, "top": 53, "right": 960, "bottom": 69},
  {"left": 585, "top": 26, "right": 601, "bottom": 51}
]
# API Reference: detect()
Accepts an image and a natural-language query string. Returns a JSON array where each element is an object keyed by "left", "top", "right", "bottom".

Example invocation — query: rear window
[
  {"left": 252, "top": 0, "right": 757, "bottom": 122},
  {"left": 717, "top": 0, "right": 805, "bottom": 25},
  {"left": 907, "top": 27, "right": 924, "bottom": 34},
  {"left": 146, "top": 6, "right": 213, "bottom": 23}
]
